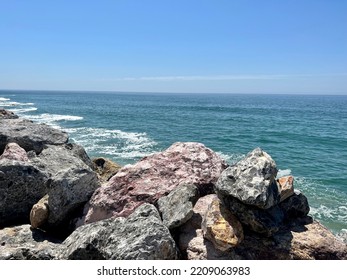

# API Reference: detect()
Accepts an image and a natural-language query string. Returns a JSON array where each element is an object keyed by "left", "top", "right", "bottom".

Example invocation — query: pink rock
[
  {"left": 84, "top": 142, "right": 227, "bottom": 224},
  {"left": 0, "top": 142, "right": 29, "bottom": 162}
]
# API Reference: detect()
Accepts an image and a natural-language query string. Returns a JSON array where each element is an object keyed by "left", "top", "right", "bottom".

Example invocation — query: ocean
[{"left": 1, "top": 90, "right": 346, "bottom": 237}]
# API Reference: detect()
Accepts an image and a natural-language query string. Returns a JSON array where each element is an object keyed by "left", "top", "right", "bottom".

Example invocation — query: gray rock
[
  {"left": 218, "top": 194, "right": 284, "bottom": 237},
  {"left": 0, "top": 109, "right": 18, "bottom": 119},
  {"left": 0, "top": 160, "right": 49, "bottom": 226},
  {"left": 0, "top": 224, "right": 61, "bottom": 260},
  {"left": 157, "top": 184, "right": 199, "bottom": 229},
  {"left": 215, "top": 147, "right": 279, "bottom": 209},
  {"left": 65, "top": 143, "right": 95, "bottom": 170},
  {"left": 31, "top": 145, "right": 100, "bottom": 229},
  {"left": 279, "top": 189, "right": 310, "bottom": 220},
  {"left": 0, "top": 117, "right": 68, "bottom": 154},
  {"left": 58, "top": 204, "right": 178, "bottom": 260}
]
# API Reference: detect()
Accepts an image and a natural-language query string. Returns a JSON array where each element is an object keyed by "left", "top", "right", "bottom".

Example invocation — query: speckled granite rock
[
  {"left": 157, "top": 183, "right": 199, "bottom": 229},
  {"left": 0, "top": 224, "right": 60, "bottom": 260},
  {"left": 58, "top": 204, "right": 178, "bottom": 260},
  {"left": 215, "top": 147, "right": 279, "bottom": 209}
]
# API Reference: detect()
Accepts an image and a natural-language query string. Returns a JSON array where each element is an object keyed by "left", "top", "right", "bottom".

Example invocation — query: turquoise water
[{"left": 1, "top": 90, "right": 346, "bottom": 235}]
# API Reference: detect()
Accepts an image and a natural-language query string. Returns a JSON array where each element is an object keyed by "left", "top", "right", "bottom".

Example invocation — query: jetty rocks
[{"left": 0, "top": 110, "right": 346, "bottom": 260}]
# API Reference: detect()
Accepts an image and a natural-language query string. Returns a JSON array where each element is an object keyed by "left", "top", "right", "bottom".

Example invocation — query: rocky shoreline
[{"left": 0, "top": 109, "right": 346, "bottom": 260}]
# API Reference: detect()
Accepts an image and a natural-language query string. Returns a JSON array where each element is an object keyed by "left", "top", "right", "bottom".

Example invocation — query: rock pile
[
  {"left": 0, "top": 110, "right": 346, "bottom": 260},
  {"left": 0, "top": 111, "right": 100, "bottom": 234}
]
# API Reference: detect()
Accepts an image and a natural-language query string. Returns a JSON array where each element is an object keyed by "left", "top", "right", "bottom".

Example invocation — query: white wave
[
  {"left": 276, "top": 169, "right": 292, "bottom": 178},
  {"left": 27, "top": 113, "right": 83, "bottom": 122},
  {"left": 11, "top": 107, "right": 38, "bottom": 113},
  {"left": 68, "top": 127, "right": 157, "bottom": 162},
  {"left": 0, "top": 97, "right": 10, "bottom": 101},
  {"left": 9, "top": 101, "right": 34, "bottom": 106}
]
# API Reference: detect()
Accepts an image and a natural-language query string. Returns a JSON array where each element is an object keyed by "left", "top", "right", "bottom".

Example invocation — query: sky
[{"left": 0, "top": 0, "right": 346, "bottom": 94}]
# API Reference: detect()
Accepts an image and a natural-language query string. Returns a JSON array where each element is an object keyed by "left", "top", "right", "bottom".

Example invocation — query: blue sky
[{"left": 0, "top": 0, "right": 346, "bottom": 94}]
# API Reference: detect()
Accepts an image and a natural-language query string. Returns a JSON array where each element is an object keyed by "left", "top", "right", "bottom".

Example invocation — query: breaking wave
[{"left": 67, "top": 127, "right": 158, "bottom": 163}]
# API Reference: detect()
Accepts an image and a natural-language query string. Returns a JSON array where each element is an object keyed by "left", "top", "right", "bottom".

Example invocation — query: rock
[
  {"left": 215, "top": 147, "right": 279, "bottom": 209},
  {"left": 58, "top": 204, "right": 178, "bottom": 260},
  {"left": 278, "top": 176, "right": 294, "bottom": 202},
  {"left": 287, "top": 221, "right": 347, "bottom": 259},
  {"left": 65, "top": 143, "right": 95, "bottom": 170},
  {"left": 0, "top": 109, "right": 18, "bottom": 119},
  {"left": 31, "top": 145, "right": 100, "bottom": 230},
  {"left": 202, "top": 197, "right": 244, "bottom": 251},
  {"left": 218, "top": 195, "right": 284, "bottom": 236},
  {"left": 30, "top": 195, "right": 49, "bottom": 229},
  {"left": 92, "top": 157, "right": 122, "bottom": 182},
  {"left": 0, "top": 225, "right": 61, "bottom": 260},
  {"left": 187, "top": 194, "right": 218, "bottom": 229},
  {"left": 0, "top": 143, "right": 99, "bottom": 231},
  {"left": 157, "top": 183, "right": 199, "bottom": 229},
  {"left": 177, "top": 194, "right": 217, "bottom": 256},
  {"left": 83, "top": 142, "right": 227, "bottom": 224},
  {"left": 0, "top": 160, "right": 48, "bottom": 226},
  {"left": 279, "top": 189, "right": 310, "bottom": 220},
  {"left": 182, "top": 229, "right": 237, "bottom": 260},
  {"left": 231, "top": 219, "right": 347, "bottom": 260},
  {"left": 0, "top": 142, "right": 29, "bottom": 161},
  {"left": 177, "top": 195, "right": 241, "bottom": 259},
  {"left": 0, "top": 117, "right": 68, "bottom": 154}
]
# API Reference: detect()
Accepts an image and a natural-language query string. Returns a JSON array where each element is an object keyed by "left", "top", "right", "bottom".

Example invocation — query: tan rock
[
  {"left": 92, "top": 157, "right": 121, "bottom": 182},
  {"left": 289, "top": 221, "right": 347, "bottom": 259},
  {"left": 277, "top": 175, "right": 294, "bottom": 202},
  {"left": 30, "top": 195, "right": 49, "bottom": 229},
  {"left": 202, "top": 198, "right": 244, "bottom": 251}
]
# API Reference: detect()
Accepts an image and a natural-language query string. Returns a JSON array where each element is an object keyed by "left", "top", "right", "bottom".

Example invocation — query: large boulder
[
  {"left": 215, "top": 147, "right": 279, "bottom": 209},
  {"left": 0, "top": 117, "right": 68, "bottom": 154},
  {"left": 0, "top": 225, "right": 60, "bottom": 260},
  {"left": 0, "top": 159, "right": 49, "bottom": 227},
  {"left": 58, "top": 204, "right": 178, "bottom": 260},
  {"left": 83, "top": 142, "right": 227, "bottom": 224},
  {"left": 30, "top": 144, "right": 100, "bottom": 229},
  {"left": 157, "top": 183, "right": 199, "bottom": 229},
  {"left": 0, "top": 142, "right": 99, "bottom": 230}
]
